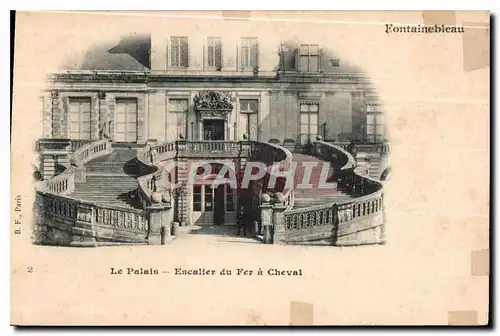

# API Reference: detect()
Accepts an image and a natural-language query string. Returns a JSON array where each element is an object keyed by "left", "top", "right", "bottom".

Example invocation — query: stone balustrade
[
  {"left": 36, "top": 139, "right": 294, "bottom": 246},
  {"left": 34, "top": 191, "right": 150, "bottom": 246},
  {"left": 35, "top": 139, "right": 152, "bottom": 246},
  {"left": 70, "top": 139, "right": 113, "bottom": 168},
  {"left": 44, "top": 171, "right": 75, "bottom": 195},
  {"left": 261, "top": 139, "right": 385, "bottom": 246},
  {"left": 69, "top": 139, "right": 93, "bottom": 152}
]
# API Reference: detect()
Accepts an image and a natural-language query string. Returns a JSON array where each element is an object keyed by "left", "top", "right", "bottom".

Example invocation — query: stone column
[
  {"left": 260, "top": 194, "right": 273, "bottom": 244},
  {"left": 147, "top": 203, "right": 173, "bottom": 245},
  {"left": 70, "top": 204, "right": 97, "bottom": 247},
  {"left": 272, "top": 204, "right": 287, "bottom": 244}
]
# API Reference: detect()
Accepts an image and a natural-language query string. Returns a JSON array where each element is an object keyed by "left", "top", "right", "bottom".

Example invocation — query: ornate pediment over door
[{"left": 193, "top": 91, "right": 234, "bottom": 120}]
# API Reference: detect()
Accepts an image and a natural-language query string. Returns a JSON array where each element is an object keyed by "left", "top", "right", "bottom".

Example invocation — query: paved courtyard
[{"left": 175, "top": 224, "right": 263, "bottom": 245}]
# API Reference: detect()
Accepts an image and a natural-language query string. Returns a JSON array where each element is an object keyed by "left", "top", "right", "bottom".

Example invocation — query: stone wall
[{"left": 46, "top": 76, "right": 380, "bottom": 145}]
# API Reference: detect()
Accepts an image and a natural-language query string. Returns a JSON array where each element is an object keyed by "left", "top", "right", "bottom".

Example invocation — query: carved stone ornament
[
  {"left": 193, "top": 91, "right": 234, "bottom": 120},
  {"left": 98, "top": 91, "right": 106, "bottom": 100},
  {"left": 49, "top": 90, "right": 59, "bottom": 99},
  {"left": 196, "top": 108, "right": 232, "bottom": 120}
]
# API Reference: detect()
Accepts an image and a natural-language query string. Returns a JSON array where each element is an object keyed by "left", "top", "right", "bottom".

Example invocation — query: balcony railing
[{"left": 136, "top": 140, "right": 293, "bottom": 209}]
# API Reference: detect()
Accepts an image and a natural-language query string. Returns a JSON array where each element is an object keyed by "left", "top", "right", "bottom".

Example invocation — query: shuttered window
[
  {"left": 299, "top": 44, "right": 320, "bottom": 72},
  {"left": 207, "top": 37, "right": 222, "bottom": 69},
  {"left": 366, "top": 104, "right": 385, "bottom": 142},
  {"left": 299, "top": 103, "right": 319, "bottom": 145},
  {"left": 168, "top": 98, "right": 188, "bottom": 139},
  {"left": 114, "top": 98, "right": 138, "bottom": 142},
  {"left": 68, "top": 97, "right": 91, "bottom": 140},
  {"left": 171, "top": 36, "right": 188, "bottom": 68},
  {"left": 240, "top": 37, "right": 259, "bottom": 69}
]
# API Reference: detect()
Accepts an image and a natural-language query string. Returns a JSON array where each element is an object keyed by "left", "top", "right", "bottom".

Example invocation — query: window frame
[
  {"left": 298, "top": 44, "right": 320, "bottom": 73},
  {"left": 167, "top": 98, "right": 189, "bottom": 139},
  {"left": 239, "top": 37, "right": 259, "bottom": 70},
  {"left": 225, "top": 185, "right": 236, "bottom": 212},
  {"left": 365, "top": 104, "right": 385, "bottom": 142},
  {"left": 68, "top": 97, "right": 92, "bottom": 140},
  {"left": 170, "top": 36, "right": 189, "bottom": 68},
  {"left": 191, "top": 184, "right": 237, "bottom": 212},
  {"left": 206, "top": 37, "right": 222, "bottom": 69},
  {"left": 239, "top": 98, "right": 259, "bottom": 140},
  {"left": 299, "top": 103, "right": 319, "bottom": 145},
  {"left": 114, "top": 97, "right": 138, "bottom": 142}
]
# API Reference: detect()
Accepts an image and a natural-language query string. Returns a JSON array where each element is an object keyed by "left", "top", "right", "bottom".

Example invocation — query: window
[
  {"left": 366, "top": 104, "right": 385, "bottom": 142},
  {"left": 204, "top": 185, "right": 213, "bottom": 211},
  {"left": 193, "top": 185, "right": 202, "bottom": 211},
  {"left": 68, "top": 97, "right": 91, "bottom": 140},
  {"left": 207, "top": 37, "right": 222, "bottom": 69},
  {"left": 192, "top": 184, "right": 237, "bottom": 213},
  {"left": 168, "top": 99, "right": 188, "bottom": 139},
  {"left": 115, "top": 98, "right": 138, "bottom": 142},
  {"left": 299, "top": 44, "right": 320, "bottom": 72},
  {"left": 240, "top": 99, "right": 258, "bottom": 114},
  {"left": 226, "top": 185, "right": 236, "bottom": 211},
  {"left": 299, "top": 103, "right": 319, "bottom": 145},
  {"left": 170, "top": 36, "right": 188, "bottom": 68},
  {"left": 239, "top": 99, "right": 258, "bottom": 140},
  {"left": 240, "top": 37, "right": 259, "bottom": 69}
]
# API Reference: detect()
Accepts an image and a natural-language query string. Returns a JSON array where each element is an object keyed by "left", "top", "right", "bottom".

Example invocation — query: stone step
[{"left": 70, "top": 148, "right": 142, "bottom": 210}]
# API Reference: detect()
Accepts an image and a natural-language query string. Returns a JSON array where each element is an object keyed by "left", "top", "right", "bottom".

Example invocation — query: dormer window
[{"left": 299, "top": 44, "right": 320, "bottom": 72}]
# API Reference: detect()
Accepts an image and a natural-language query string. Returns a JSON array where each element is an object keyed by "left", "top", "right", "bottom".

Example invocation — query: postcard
[{"left": 11, "top": 10, "right": 490, "bottom": 326}]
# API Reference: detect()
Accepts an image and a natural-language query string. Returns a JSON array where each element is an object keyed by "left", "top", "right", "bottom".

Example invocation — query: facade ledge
[{"left": 49, "top": 69, "right": 372, "bottom": 85}]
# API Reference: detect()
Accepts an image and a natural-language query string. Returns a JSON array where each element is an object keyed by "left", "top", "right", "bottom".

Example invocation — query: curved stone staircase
[
  {"left": 34, "top": 139, "right": 385, "bottom": 247},
  {"left": 70, "top": 147, "right": 143, "bottom": 210},
  {"left": 68, "top": 148, "right": 357, "bottom": 218},
  {"left": 291, "top": 153, "right": 353, "bottom": 209}
]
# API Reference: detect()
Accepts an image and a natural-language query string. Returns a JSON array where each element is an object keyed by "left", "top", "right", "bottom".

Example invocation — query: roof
[{"left": 60, "top": 34, "right": 151, "bottom": 71}]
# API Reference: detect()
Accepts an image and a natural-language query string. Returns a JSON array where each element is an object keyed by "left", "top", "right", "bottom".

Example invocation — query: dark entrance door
[
  {"left": 203, "top": 119, "right": 225, "bottom": 140},
  {"left": 213, "top": 185, "right": 225, "bottom": 225}
]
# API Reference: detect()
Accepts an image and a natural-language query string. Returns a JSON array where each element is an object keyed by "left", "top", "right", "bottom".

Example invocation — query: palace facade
[
  {"left": 34, "top": 31, "right": 389, "bottom": 246},
  {"left": 41, "top": 33, "right": 386, "bottom": 148}
]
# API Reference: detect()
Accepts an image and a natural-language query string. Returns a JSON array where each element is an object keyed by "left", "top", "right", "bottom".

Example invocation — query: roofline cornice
[{"left": 48, "top": 70, "right": 372, "bottom": 85}]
